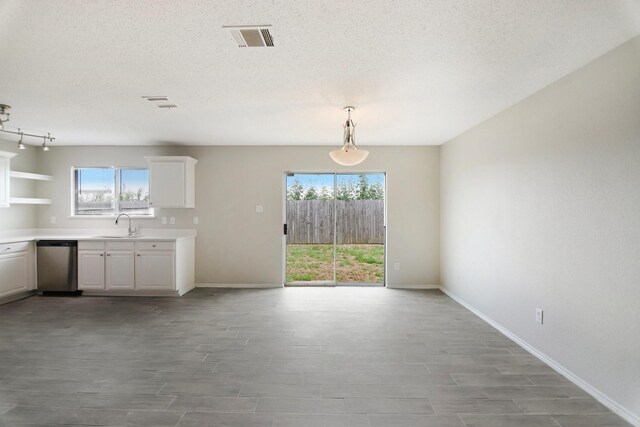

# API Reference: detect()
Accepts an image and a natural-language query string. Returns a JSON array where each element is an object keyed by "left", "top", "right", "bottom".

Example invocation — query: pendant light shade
[
  {"left": 329, "top": 146, "right": 369, "bottom": 166},
  {"left": 329, "top": 106, "right": 369, "bottom": 166}
]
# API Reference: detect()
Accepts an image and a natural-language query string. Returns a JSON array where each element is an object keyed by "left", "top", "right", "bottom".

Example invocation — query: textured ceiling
[{"left": 1, "top": 0, "right": 639, "bottom": 146}]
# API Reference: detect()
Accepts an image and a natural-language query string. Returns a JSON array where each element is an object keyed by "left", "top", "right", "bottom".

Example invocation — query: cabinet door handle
[
  {"left": 100, "top": 254, "right": 104, "bottom": 257},
  {"left": 136, "top": 254, "right": 140, "bottom": 257},
  {"left": 107, "top": 254, "right": 111, "bottom": 256},
  {"left": 4, "top": 247, "right": 10, "bottom": 251},
  {"left": 152, "top": 244, "right": 156, "bottom": 248}
]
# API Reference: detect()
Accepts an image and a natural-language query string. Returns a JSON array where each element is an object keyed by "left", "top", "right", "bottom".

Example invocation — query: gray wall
[
  {"left": 441, "top": 36, "right": 640, "bottom": 421},
  {"left": 0, "top": 138, "right": 39, "bottom": 230},
  {"left": 34, "top": 145, "right": 440, "bottom": 287}
]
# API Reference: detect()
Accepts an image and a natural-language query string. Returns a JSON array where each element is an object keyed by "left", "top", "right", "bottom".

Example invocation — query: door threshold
[
  {"left": 336, "top": 282, "right": 385, "bottom": 287},
  {"left": 285, "top": 281, "right": 336, "bottom": 287}
]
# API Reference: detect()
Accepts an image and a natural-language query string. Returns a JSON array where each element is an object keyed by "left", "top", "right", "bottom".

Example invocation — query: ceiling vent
[
  {"left": 142, "top": 96, "right": 169, "bottom": 102},
  {"left": 142, "top": 96, "right": 178, "bottom": 109},
  {"left": 224, "top": 25, "right": 274, "bottom": 47}
]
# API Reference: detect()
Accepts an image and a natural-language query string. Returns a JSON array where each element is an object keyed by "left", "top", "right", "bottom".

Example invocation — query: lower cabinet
[
  {"left": 135, "top": 251, "right": 175, "bottom": 290},
  {"left": 78, "top": 240, "right": 176, "bottom": 293},
  {"left": 0, "top": 241, "right": 32, "bottom": 298},
  {"left": 106, "top": 250, "right": 135, "bottom": 290},
  {"left": 78, "top": 250, "right": 105, "bottom": 290}
]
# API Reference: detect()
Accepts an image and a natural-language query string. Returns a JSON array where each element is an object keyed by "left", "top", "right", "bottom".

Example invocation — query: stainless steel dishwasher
[{"left": 36, "top": 240, "right": 79, "bottom": 293}]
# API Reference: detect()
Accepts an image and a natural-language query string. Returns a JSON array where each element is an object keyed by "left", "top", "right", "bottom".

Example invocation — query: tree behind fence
[{"left": 286, "top": 200, "right": 384, "bottom": 244}]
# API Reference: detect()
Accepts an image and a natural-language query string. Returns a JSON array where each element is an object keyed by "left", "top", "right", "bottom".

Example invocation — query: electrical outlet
[
  {"left": 255, "top": 205, "right": 264, "bottom": 213},
  {"left": 536, "top": 308, "right": 544, "bottom": 324},
  {"left": 169, "top": 217, "right": 176, "bottom": 225},
  {"left": 394, "top": 262, "right": 400, "bottom": 271},
  {"left": 161, "top": 217, "right": 167, "bottom": 225},
  {"left": 50, "top": 216, "right": 56, "bottom": 224},
  {"left": 193, "top": 216, "right": 199, "bottom": 225}
]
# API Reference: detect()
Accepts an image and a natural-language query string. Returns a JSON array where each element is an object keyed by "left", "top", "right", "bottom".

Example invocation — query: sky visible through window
[
  {"left": 288, "top": 173, "right": 384, "bottom": 191},
  {"left": 78, "top": 168, "right": 148, "bottom": 191},
  {"left": 75, "top": 167, "right": 150, "bottom": 215},
  {"left": 77, "top": 168, "right": 114, "bottom": 190},
  {"left": 120, "top": 169, "right": 149, "bottom": 190}
]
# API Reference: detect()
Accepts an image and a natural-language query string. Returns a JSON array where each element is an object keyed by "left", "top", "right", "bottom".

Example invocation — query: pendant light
[{"left": 329, "top": 106, "right": 369, "bottom": 166}]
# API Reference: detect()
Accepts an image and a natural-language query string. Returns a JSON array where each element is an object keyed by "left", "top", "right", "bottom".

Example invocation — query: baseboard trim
[
  {"left": 81, "top": 290, "right": 179, "bottom": 297},
  {"left": 0, "top": 290, "right": 36, "bottom": 306},
  {"left": 197, "top": 283, "right": 439, "bottom": 290},
  {"left": 386, "top": 284, "right": 440, "bottom": 289},
  {"left": 196, "top": 283, "right": 284, "bottom": 289},
  {"left": 439, "top": 286, "right": 639, "bottom": 427}
]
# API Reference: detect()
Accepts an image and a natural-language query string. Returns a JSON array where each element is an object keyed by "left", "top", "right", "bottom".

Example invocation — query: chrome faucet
[{"left": 115, "top": 213, "right": 137, "bottom": 236}]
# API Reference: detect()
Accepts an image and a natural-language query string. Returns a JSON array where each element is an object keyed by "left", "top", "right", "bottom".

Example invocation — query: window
[{"left": 73, "top": 167, "right": 152, "bottom": 216}]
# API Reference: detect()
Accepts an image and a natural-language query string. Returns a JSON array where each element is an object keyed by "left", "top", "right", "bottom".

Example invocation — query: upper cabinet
[
  {"left": 145, "top": 156, "right": 197, "bottom": 208},
  {"left": 0, "top": 151, "right": 17, "bottom": 208}
]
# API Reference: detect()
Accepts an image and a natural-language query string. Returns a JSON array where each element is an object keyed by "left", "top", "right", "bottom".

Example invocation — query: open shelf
[
  {"left": 10, "top": 171, "right": 53, "bottom": 181},
  {"left": 9, "top": 197, "right": 52, "bottom": 205}
]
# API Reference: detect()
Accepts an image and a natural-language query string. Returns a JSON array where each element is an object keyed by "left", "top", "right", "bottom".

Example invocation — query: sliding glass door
[
  {"left": 285, "top": 172, "right": 385, "bottom": 286},
  {"left": 334, "top": 174, "right": 385, "bottom": 285}
]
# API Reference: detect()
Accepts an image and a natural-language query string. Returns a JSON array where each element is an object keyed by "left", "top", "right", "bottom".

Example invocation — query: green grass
[{"left": 286, "top": 244, "right": 384, "bottom": 284}]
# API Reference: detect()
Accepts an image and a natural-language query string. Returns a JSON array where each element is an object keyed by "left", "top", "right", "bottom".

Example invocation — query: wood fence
[{"left": 286, "top": 200, "right": 384, "bottom": 244}]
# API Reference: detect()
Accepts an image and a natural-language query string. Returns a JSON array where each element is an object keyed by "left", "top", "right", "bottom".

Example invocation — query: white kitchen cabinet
[
  {"left": 106, "top": 250, "right": 135, "bottom": 290},
  {"left": 80, "top": 241, "right": 136, "bottom": 291},
  {"left": 135, "top": 250, "right": 175, "bottom": 290},
  {"left": 0, "top": 151, "right": 17, "bottom": 208},
  {"left": 78, "top": 250, "right": 105, "bottom": 290},
  {"left": 0, "top": 241, "right": 30, "bottom": 298},
  {"left": 78, "top": 238, "right": 194, "bottom": 296},
  {"left": 145, "top": 156, "right": 197, "bottom": 208}
]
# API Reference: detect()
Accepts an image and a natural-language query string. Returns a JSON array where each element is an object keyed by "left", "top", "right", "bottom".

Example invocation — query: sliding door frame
[{"left": 282, "top": 170, "right": 387, "bottom": 287}]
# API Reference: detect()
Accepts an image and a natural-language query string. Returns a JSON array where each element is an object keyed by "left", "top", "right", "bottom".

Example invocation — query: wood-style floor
[{"left": 0, "top": 288, "right": 630, "bottom": 426}]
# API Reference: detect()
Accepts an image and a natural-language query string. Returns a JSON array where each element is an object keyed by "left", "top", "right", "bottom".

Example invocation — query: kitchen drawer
[
  {"left": 79, "top": 241, "right": 105, "bottom": 250},
  {"left": 135, "top": 241, "right": 175, "bottom": 251},
  {"left": 0, "top": 241, "right": 29, "bottom": 254},
  {"left": 106, "top": 241, "right": 134, "bottom": 251}
]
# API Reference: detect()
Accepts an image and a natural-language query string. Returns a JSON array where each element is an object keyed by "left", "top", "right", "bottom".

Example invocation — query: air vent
[
  {"left": 142, "top": 96, "right": 178, "bottom": 109},
  {"left": 224, "top": 25, "right": 274, "bottom": 47},
  {"left": 142, "top": 96, "right": 169, "bottom": 102}
]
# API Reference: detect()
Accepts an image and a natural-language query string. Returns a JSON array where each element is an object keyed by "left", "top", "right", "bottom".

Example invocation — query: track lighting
[
  {"left": 0, "top": 103, "right": 55, "bottom": 151},
  {"left": 18, "top": 130, "right": 25, "bottom": 150},
  {"left": 42, "top": 135, "right": 50, "bottom": 152},
  {"left": 0, "top": 104, "right": 10, "bottom": 130}
]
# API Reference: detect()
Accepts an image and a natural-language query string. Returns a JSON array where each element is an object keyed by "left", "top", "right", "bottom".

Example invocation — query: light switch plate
[
  {"left": 170, "top": 217, "right": 176, "bottom": 225},
  {"left": 50, "top": 216, "right": 56, "bottom": 224},
  {"left": 193, "top": 216, "right": 199, "bottom": 225},
  {"left": 161, "top": 217, "right": 167, "bottom": 225},
  {"left": 394, "top": 262, "right": 400, "bottom": 270},
  {"left": 536, "top": 308, "right": 544, "bottom": 324},
  {"left": 255, "top": 205, "right": 264, "bottom": 213}
]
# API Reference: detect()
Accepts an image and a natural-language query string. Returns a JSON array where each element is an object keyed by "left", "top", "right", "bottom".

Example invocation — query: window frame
[{"left": 70, "top": 166, "right": 155, "bottom": 218}]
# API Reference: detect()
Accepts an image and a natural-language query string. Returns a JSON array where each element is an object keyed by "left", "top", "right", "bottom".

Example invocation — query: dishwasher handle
[{"left": 37, "top": 240, "right": 78, "bottom": 247}]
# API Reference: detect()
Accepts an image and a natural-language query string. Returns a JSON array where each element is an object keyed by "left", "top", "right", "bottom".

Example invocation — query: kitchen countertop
[{"left": 0, "top": 228, "right": 197, "bottom": 244}]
